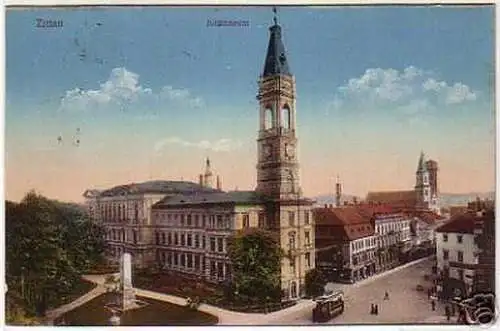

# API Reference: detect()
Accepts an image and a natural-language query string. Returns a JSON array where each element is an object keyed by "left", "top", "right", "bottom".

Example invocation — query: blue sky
[{"left": 5, "top": 6, "right": 495, "bottom": 202}]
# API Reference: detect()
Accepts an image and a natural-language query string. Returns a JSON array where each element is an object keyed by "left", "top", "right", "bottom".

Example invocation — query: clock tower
[
  {"left": 255, "top": 10, "right": 315, "bottom": 301},
  {"left": 256, "top": 14, "right": 300, "bottom": 200}
]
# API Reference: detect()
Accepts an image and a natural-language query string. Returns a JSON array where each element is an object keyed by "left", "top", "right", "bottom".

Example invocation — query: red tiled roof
[
  {"left": 436, "top": 212, "right": 478, "bottom": 234},
  {"left": 313, "top": 207, "right": 375, "bottom": 241},
  {"left": 365, "top": 190, "right": 418, "bottom": 209}
]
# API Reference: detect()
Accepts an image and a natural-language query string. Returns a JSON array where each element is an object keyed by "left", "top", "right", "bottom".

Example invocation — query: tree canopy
[
  {"left": 304, "top": 268, "right": 327, "bottom": 298},
  {"left": 227, "top": 228, "right": 283, "bottom": 304},
  {"left": 5, "top": 191, "right": 106, "bottom": 318}
]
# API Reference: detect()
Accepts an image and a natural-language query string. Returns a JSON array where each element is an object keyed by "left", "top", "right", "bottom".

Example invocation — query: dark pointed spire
[
  {"left": 262, "top": 7, "right": 291, "bottom": 78},
  {"left": 417, "top": 150, "right": 427, "bottom": 173}
]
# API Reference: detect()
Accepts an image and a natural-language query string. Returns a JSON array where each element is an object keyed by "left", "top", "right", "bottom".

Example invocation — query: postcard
[{"left": 4, "top": 3, "right": 496, "bottom": 327}]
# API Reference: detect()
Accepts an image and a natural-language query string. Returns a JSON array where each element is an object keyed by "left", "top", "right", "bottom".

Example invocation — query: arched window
[
  {"left": 281, "top": 105, "right": 291, "bottom": 129},
  {"left": 264, "top": 106, "right": 274, "bottom": 130}
]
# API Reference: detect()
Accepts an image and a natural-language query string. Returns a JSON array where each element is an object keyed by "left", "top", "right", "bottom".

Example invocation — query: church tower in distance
[{"left": 255, "top": 9, "right": 315, "bottom": 300}]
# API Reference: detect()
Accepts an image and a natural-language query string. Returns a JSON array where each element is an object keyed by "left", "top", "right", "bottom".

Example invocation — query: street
[{"left": 277, "top": 257, "right": 456, "bottom": 324}]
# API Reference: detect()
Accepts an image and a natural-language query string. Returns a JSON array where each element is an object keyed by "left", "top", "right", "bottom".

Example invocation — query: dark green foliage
[
  {"left": 227, "top": 229, "right": 283, "bottom": 304},
  {"left": 5, "top": 190, "right": 106, "bottom": 319},
  {"left": 304, "top": 268, "right": 327, "bottom": 298}
]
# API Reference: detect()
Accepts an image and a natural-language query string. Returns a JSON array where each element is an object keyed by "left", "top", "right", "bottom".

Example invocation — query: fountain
[{"left": 104, "top": 253, "right": 148, "bottom": 325}]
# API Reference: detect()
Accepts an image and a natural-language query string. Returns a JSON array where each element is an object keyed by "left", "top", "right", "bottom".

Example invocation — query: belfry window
[
  {"left": 264, "top": 106, "right": 274, "bottom": 130},
  {"left": 281, "top": 105, "right": 291, "bottom": 129}
]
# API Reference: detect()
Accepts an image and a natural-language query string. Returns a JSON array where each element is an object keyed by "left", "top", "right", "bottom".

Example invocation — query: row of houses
[{"left": 314, "top": 204, "right": 444, "bottom": 283}]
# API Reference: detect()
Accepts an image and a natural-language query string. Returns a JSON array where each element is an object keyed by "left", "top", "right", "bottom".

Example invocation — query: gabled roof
[
  {"left": 153, "top": 190, "right": 264, "bottom": 209},
  {"left": 95, "top": 180, "right": 221, "bottom": 197}
]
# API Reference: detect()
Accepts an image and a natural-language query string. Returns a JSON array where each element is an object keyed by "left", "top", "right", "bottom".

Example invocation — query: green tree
[
  {"left": 304, "top": 268, "right": 327, "bottom": 298},
  {"left": 5, "top": 191, "right": 106, "bottom": 318},
  {"left": 227, "top": 228, "right": 283, "bottom": 304}
]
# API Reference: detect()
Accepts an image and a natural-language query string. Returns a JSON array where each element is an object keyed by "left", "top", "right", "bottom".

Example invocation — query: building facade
[
  {"left": 84, "top": 181, "right": 221, "bottom": 268},
  {"left": 435, "top": 213, "right": 481, "bottom": 298},
  {"left": 315, "top": 207, "right": 377, "bottom": 283}
]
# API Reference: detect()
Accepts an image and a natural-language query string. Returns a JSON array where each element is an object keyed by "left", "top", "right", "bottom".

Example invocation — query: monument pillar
[{"left": 120, "top": 252, "right": 136, "bottom": 310}]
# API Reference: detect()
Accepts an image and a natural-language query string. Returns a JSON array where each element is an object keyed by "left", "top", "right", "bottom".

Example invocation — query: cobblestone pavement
[{"left": 280, "top": 257, "right": 460, "bottom": 325}]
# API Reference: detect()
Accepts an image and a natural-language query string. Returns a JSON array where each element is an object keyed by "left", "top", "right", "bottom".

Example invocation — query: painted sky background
[{"left": 5, "top": 5, "right": 495, "bottom": 203}]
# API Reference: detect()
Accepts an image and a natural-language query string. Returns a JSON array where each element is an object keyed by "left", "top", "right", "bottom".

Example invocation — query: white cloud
[
  {"left": 333, "top": 66, "right": 478, "bottom": 111},
  {"left": 154, "top": 137, "right": 243, "bottom": 153},
  {"left": 59, "top": 67, "right": 204, "bottom": 112}
]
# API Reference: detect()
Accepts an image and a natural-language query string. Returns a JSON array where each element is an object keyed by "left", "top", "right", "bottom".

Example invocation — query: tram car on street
[{"left": 312, "top": 290, "right": 345, "bottom": 323}]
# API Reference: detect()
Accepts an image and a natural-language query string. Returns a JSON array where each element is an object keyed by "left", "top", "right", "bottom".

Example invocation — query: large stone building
[
  {"left": 83, "top": 180, "right": 221, "bottom": 268},
  {"left": 85, "top": 15, "right": 316, "bottom": 300},
  {"left": 366, "top": 151, "right": 440, "bottom": 214}
]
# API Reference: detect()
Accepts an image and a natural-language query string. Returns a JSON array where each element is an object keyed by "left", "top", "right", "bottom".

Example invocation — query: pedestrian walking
[
  {"left": 384, "top": 291, "right": 389, "bottom": 300},
  {"left": 431, "top": 300, "right": 436, "bottom": 311},
  {"left": 370, "top": 303, "right": 375, "bottom": 315},
  {"left": 451, "top": 303, "right": 456, "bottom": 316},
  {"left": 445, "top": 305, "right": 450, "bottom": 321},
  {"left": 375, "top": 304, "right": 379, "bottom": 315}
]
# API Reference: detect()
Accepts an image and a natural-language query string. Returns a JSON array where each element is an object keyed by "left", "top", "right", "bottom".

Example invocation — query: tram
[{"left": 312, "top": 290, "right": 345, "bottom": 323}]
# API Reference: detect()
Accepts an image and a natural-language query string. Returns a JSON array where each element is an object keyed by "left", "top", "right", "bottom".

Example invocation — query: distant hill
[
  {"left": 438, "top": 192, "right": 495, "bottom": 207},
  {"left": 312, "top": 192, "right": 495, "bottom": 208}
]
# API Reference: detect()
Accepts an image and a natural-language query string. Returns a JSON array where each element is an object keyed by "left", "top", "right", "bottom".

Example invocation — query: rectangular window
[
  {"left": 167, "top": 253, "right": 172, "bottom": 265},
  {"left": 217, "top": 238, "right": 224, "bottom": 252},
  {"left": 242, "top": 213, "right": 250, "bottom": 228},
  {"left": 457, "top": 250, "right": 464, "bottom": 263},
  {"left": 174, "top": 233, "right": 179, "bottom": 245},
  {"left": 187, "top": 215, "right": 192, "bottom": 226},
  {"left": 195, "top": 215, "right": 199, "bottom": 227},
  {"left": 187, "top": 234, "right": 192, "bottom": 247},
  {"left": 217, "top": 263, "right": 224, "bottom": 279},
  {"left": 174, "top": 253, "right": 178, "bottom": 266},
  {"left": 181, "top": 215, "right": 185, "bottom": 227},
  {"left": 162, "top": 233, "right": 166, "bottom": 245},
  {"left": 210, "top": 237, "right": 216, "bottom": 252},
  {"left": 288, "top": 211, "right": 295, "bottom": 226},
  {"left": 202, "top": 215, "right": 207, "bottom": 228},
  {"left": 202, "top": 236, "right": 206, "bottom": 249},
  {"left": 168, "top": 233, "right": 172, "bottom": 245},
  {"left": 133, "top": 231, "right": 137, "bottom": 244},
  {"left": 305, "top": 252, "right": 311, "bottom": 268},
  {"left": 210, "top": 261, "right": 217, "bottom": 277},
  {"left": 304, "top": 211, "right": 310, "bottom": 225},
  {"left": 443, "top": 233, "right": 448, "bottom": 242},
  {"left": 156, "top": 233, "right": 160, "bottom": 245},
  {"left": 195, "top": 234, "right": 200, "bottom": 248},
  {"left": 290, "top": 257, "right": 296, "bottom": 273},
  {"left": 305, "top": 231, "right": 310, "bottom": 246},
  {"left": 457, "top": 269, "right": 464, "bottom": 281},
  {"left": 457, "top": 235, "right": 463, "bottom": 244},
  {"left": 217, "top": 215, "right": 223, "bottom": 228},
  {"left": 181, "top": 234, "right": 186, "bottom": 246},
  {"left": 443, "top": 249, "right": 449, "bottom": 260},
  {"left": 180, "top": 254, "right": 186, "bottom": 267},
  {"left": 194, "top": 255, "right": 200, "bottom": 270},
  {"left": 258, "top": 213, "right": 265, "bottom": 228},
  {"left": 187, "top": 254, "right": 193, "bottom": 268}
]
